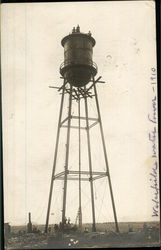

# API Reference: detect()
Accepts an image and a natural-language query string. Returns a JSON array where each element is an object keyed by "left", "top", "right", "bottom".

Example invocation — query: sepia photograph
[{"left": 1, "top": 1, "right": 160, "bottom": 249}]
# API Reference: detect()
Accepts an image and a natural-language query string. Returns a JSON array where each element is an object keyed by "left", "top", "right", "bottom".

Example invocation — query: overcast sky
[{"left": 1, "top": 1, "right": 159, "bottom": 226}]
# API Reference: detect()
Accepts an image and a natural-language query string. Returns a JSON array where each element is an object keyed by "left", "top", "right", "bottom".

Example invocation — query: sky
[{"left": 1, "top": 1, "right": 159, "bottom": 226}]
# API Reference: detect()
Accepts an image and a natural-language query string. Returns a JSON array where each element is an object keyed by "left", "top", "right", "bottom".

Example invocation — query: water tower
[{"left": 45, "top": 26, "right": 119, "bottom": 233}]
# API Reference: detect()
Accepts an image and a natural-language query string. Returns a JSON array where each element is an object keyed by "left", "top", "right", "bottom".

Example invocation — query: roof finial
[
  {"left": 88, "top": 31, "right": 91, "bottom": 36},
  {"left": 76, "top": 25, "right": 80, "bottom": 33},
  {"left": 72, "top": 27, "right": 76, "bottom": 33}
]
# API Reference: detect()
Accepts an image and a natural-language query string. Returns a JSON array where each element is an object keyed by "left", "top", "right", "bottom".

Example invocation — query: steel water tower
[
  {"left": 60, "top": 25, "right": 97, "bottom": 87},
  {"left": 45, "top": 26, "right": 119, "bottom": 233}
]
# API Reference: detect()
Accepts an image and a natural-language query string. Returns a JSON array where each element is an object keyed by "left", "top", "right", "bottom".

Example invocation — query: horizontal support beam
[
  {"left": 60, "top": 116, "right": 98, "bottom": 127},
  {"left": 49, "top": 86, "right": 60, "bottom": 89},
  {"left": 54, "top": 175, "right": 108, "bottom": 181},
  {"left": 71, "top": 116, "right": 98, "bottom": 121},
  {"left": 53, "top": 170, "right": 107, "bottom": 179},
  {"left": 62, "top": 89, "right": 92, "bottom": 94},
  {"left": 60, "top": 90, "right": 94, "bottom": 99},
  {"left": 69, "top": 170, "right": 107, "bottom": 176},
  {"left": 56, "top": 177, "right": 90, "bottom": 181},
  {"left": 61, "top": 125, "right": 86, "bottom": 130}
]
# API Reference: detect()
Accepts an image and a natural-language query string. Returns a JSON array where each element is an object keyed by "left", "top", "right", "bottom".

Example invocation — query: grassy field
[{"left": 5, "top": 221, "right": 160, "bottom": 249}]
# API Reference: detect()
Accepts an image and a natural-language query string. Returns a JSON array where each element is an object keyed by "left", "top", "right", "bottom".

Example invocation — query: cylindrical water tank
[{"left": 60, "top": 26, "right": 97, "bottom": 87}]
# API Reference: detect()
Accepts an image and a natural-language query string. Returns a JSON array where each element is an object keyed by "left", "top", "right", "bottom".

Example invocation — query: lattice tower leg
[{"left": 45, "top": 80, "right": 66, "bottom": 233}]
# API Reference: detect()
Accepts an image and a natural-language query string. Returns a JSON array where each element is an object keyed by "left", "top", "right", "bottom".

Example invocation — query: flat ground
[{"left": 5, "top": 221, "right": 160, "bottom": 249}]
